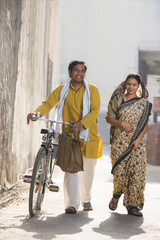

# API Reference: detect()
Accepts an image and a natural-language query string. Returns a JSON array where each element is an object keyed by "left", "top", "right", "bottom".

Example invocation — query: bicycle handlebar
[
  {"left": 38, "top": 118, "right": 73, "bottom": 126},
  {"left": 32, "top": 112, "right": 73, "bottom": 126}
]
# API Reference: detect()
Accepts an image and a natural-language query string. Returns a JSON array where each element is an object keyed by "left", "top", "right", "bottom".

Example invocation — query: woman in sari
[{"left": 106, "top": 73, "right": 152, "bottom": 217}]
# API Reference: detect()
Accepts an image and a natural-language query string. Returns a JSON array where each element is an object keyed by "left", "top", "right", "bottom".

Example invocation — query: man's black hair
[{"left": 68, "top": 60, "right": 87, "bottom": 72}]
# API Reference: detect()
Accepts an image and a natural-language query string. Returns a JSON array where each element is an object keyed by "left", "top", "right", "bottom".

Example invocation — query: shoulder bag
[{"left": 56, "top": 124, "right": 83, "bottom": 173}]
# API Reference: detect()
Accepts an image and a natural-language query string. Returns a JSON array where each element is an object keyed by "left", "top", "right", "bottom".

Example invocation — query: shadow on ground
[
  {"left": 93, "top": 212, "right": 145, "bottom": 239},
  {"left": 1, "top": 211, "right": 93, "bottom": 240}
]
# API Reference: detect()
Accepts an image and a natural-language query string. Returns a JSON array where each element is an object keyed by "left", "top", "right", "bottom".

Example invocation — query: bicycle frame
[{"left": 25, "top": 115, "right": 73, "bottom": 216}]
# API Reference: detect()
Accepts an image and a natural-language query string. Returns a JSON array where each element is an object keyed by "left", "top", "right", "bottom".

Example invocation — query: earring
[{"left": 136, "top": 85, "right": 142, "bottom": 97}]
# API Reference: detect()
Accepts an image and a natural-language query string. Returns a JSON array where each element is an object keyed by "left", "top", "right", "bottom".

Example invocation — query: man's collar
[{"left": 70, "top": 81, "right": 84, "bottom": 90}]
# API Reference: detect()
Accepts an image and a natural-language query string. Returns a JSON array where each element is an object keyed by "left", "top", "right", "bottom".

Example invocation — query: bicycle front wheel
[{"left": 29, "top": 147, "right": 48, "bottom": 217}]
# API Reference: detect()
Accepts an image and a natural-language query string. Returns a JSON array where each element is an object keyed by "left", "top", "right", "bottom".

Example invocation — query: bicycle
[{"left": 23, "top": 113, "right": 72, "bottom": 217}]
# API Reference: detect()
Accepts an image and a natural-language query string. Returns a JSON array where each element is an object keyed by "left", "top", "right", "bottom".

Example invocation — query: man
[{"left": 27, "top": 60, "right": 102, "bottom": 214}]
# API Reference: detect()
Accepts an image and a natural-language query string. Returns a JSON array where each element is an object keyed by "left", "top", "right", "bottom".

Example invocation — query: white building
[{"left": 59, "top": 0, "right": 160, "bottom": 143}]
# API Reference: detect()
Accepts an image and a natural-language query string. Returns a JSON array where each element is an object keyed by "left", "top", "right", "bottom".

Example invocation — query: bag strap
[{"left": 62, "top": 123, "right": 76, "bottom": 139}]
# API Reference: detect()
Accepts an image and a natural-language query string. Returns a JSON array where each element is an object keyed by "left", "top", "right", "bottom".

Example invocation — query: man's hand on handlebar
[
  {"left": 27, "top": 112, "right": 41, "bottom": 124},
  {"left": 27, "top": 113, "right": 34, "bottom": 125}
]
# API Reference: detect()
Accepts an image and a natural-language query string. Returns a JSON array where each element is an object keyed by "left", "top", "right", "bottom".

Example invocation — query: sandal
[
  {"left": 128, "top": 207, "right": 143, "bottom": 217},
  {"left": 65, "top": 207, "right": 77, "bottom": 214},
  {"left": 109, "top": 197, "right": 120, "bottom": 211},
  {"left": 82, "top": 202, "right": 93, "bottom": 211}
]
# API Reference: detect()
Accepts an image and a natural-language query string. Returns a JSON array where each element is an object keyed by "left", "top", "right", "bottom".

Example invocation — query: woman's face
[{"left": 125, "top": 78, "right": 140, "bottom": 96}]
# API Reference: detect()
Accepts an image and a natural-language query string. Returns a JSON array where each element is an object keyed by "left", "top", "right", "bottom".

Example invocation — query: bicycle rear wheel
[{"left": 29, "top": 147, "right": 48, "bottom": 217}]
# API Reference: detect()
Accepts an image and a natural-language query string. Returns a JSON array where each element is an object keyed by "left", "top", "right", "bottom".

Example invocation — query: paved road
[{"left": 0, "top": 145, "right": 160, "bottom": 240}]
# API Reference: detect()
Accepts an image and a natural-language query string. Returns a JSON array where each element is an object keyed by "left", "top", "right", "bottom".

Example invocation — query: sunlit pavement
[{"left": 0, "top": 144, "right": 160, "bottom": 240}]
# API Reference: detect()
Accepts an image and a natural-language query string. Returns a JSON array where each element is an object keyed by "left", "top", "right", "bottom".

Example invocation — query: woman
[{"left": 106, "top": 73, "right": 152, "bottom": 217}]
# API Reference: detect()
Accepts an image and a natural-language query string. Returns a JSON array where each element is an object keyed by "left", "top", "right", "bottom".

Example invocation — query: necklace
[
  {"left": 125, "top": 94, "right": 136, "bottom": 101},
  {"left": 125, "top": 94, "right": 129, "bottom": 101}
]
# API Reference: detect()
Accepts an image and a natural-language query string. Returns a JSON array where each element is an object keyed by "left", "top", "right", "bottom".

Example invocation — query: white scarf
[{"left": 56, "top": 79, "right": 90, "bottom": 142}]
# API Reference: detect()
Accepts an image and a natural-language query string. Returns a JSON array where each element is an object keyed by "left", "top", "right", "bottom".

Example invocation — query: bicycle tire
[{"left": 29, "top": 147, "right": 48, "bottom": 217}]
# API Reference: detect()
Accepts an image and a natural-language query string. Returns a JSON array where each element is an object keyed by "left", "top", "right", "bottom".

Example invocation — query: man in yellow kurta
[{"left": 27, "top": 60, "right": 102, "bottom": 214}]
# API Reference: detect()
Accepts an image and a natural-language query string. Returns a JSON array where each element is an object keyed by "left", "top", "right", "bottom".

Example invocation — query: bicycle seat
[{"left": 41, "top": 129, "right": 48, "bottom": 134}]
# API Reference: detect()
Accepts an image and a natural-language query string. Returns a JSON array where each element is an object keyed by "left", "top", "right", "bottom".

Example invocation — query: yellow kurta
[{"left": 35, "top": 82, "right": 102, "bottom": 159}]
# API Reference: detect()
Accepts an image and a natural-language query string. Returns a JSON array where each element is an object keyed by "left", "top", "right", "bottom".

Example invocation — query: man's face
[{"left": 69, "top": 64, "right": 86, "bottom": 84}]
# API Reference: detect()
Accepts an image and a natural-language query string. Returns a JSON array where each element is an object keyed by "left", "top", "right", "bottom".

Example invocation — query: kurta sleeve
[{"left": 34, "top": 84, "right": 64, "bottom": 117}]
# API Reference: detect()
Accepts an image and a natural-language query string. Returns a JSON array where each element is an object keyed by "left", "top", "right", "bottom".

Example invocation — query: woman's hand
[
  {"left": 106, "top": 118, "right": 134, "bottom": 133},
  {"left": 130, "top": 138, "right": 140, "bottom": 150},
  {"left": 120, "top": 121, "right": 134, "bottom": 133}
]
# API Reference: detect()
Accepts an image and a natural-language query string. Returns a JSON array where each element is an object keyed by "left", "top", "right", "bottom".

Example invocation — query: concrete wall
[
  {"left": 0, "top": 0, "right": 60, "bottom": 191},
  {"left": 0, "top": 0, "right": 22, "bottom": 190}
]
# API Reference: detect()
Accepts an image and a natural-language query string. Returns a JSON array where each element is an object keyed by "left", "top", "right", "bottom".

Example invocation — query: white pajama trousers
[{"left": 63, "top": 156, "right": 97, "bottom": 210}]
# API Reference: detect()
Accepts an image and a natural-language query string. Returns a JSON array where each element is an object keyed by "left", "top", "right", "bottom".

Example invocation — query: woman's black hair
[
  {"left": 68, "top": 60, "right": 87, "bottom": 72},
  {"left": 125, "top": 72, "right": 142, "bottom": 84}
]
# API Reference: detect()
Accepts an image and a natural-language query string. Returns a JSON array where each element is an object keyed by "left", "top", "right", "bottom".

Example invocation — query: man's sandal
[
  {"left": 65, "top": 207, "right": 77, "bottom": 214},
  {"left": 82, "top": 202, "right": 93, "bottom": 211},
  {"left": 128, "top": 207, "right": 143, "bottom": 217},
  {"left": 109, "top": 197, "right": 120, "bottom": 211}
]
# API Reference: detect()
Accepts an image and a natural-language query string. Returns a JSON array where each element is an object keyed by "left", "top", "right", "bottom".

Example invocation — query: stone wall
[
  {"left": 0, "top": 0, "right": 22, "bottom": 191},
  {"left": 146, "top": 122, "right": 160, "bottom": 165},
  {"left": 0, "top": 0, "right": 59, "bottom": 192}
]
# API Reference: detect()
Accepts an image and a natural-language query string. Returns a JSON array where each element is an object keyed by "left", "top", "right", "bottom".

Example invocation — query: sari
[{"left": 106, "top": 82, "right": 152, "bottom": 210}]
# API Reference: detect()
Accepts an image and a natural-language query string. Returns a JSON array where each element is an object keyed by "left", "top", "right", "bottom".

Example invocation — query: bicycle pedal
[
  {"left": 23, "top": 175, "right": 32, "bottom": 183},
  {"left": 48, "top": 184, "right": 59, "bottom": 192}
]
